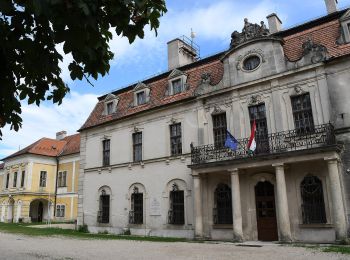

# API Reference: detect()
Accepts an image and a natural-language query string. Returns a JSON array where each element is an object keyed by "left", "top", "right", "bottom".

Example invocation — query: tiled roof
[
  {"left": 2, "top": 134, "right": 80, "bottom": 161},
  {"left": 80, "top": 8, "right": 350, "bottom": 131}
]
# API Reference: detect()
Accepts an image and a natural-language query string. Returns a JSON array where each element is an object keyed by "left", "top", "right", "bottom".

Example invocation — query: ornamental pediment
[{"left": 230, "top": 18, "right": 270, "bottom": 49}]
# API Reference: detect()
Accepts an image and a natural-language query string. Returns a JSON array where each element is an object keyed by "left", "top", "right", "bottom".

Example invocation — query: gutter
[{"left": 54, "top": 156, "right": 59, "bottom": 217}]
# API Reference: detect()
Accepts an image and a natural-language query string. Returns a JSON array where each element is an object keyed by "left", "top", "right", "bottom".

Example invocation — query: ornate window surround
[
  {"left": 166, "top": 69, "right": 188, "bottom": 96},
  {"left": 103, "top": 93, "right": 119, "bottom": 115},
  {"left": 133, "top": 82, "right": 150, "bottom": 106},
  {"left": 236, "top": 49, "right": 266, "bottom": 72}
]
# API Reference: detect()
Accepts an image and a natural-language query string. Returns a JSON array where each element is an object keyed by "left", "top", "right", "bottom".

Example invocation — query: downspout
[{"left": 54, "top": 156, "right": 59, "bottom": 218}]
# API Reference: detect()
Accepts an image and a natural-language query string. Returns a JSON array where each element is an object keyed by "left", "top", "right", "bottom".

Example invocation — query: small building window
[
  {"left": 102, "top": 139, "right": 110, "bottom": 166},
  {"left": 243, "top": 55, "right": 261, "bottom": 71},
  {"left": 170, "top": 123, "right": 182, "bottom": 156},
  {"left": 168, "top": 184, "right": 185, "bottom": 225},
  {"left": 58, "top": 171, "right": 67, "bottom": 187},
  {"left": 133, "top": 132, "right": 142, "bottom": 162},
  {"left": 301, "top": 175, "right": 327, "bottom": 224},
  {"left": 136, "top": 91, "right": 146, "bottom": 105},
  {"left": 13, "top": 172, "right": 17, "bottom": 188},
  {"left": 6, "top": 173, "right": 9, "bottom": 189},
  {"left": 291, "top": 93, "right": 314, "bottom": 134},
  {"left": 213, "top": 184, "right": 233, "bottom": 224},
  {"left": 21, "top": 171, "right": 25, "bottom": 188},
  {"left": 39, "top": 171, "right": 47, "bottom": 187},
  {"left": 172, "top": 79, "right": 183, "bottom": 95},
  {"left": 212, "top": 113, "right": 227, "bottom": 148},
  {"left": 106, "top": 102, "right": 113, "bottom": 115},
  {"left": 129, "top": 187, "right": 143, "bottom": 224},
  {"left": 56, "top": 205, "right": 65, "bottom": 218},
  {"left": 98, "top": 190, "right": 110, "bottom": 224}
]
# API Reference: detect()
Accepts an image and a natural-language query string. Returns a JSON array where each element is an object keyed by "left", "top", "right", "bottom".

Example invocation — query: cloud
[{"left": 0, "top": 92, "right": 98, "bottom": 159}]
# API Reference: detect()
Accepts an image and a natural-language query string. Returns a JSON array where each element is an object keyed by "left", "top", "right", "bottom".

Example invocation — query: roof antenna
[{"left": 190, "top": 28, "right": 196, "bottom": 50}]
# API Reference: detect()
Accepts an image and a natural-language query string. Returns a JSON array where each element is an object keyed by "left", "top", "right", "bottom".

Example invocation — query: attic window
[
  {"left": 172, "top": 79, "right": 183, "bottom": 95},
  {"left": 243, "top": 55, "right": 261, "bottom": 71},
  {"left": 104, "top": 93, "right": 119, "bottom": 115},
  {"left": 106, "top": 102, "right": 113, "bottom": 115},
  {"left": 136, "top": 91, "right": 146, "bottom": 105}
]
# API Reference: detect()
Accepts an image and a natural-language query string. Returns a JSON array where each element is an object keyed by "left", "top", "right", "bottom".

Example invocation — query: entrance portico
[{"left": 190, "top": 148, "right": 347, "bottom": 242}]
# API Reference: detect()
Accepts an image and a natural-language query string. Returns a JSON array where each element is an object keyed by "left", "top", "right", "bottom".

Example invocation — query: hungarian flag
[{"left": 247, "top": 120, "right": 256, "bottom": 153}]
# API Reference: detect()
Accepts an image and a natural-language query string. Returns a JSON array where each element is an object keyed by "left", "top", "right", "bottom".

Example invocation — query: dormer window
[
  {"left": 133, "top": 82, "right": 150, "bottom": 106},
  {"left": 104, "top": 93, "right": 119, "bottom": 115},
  {"left": 167, "top": 69, "right": 188, "bottom": 96},
  {"left": 172, "top": 79, "right": 183, "bottom": 95},
  {"left": 136, "top": 91, "right": 146, "bottom": 105}
]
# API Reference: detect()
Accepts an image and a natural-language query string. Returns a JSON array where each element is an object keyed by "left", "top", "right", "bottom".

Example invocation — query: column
[
  {"left": 193, "top": 173, "right": 203, "bottom": 238},
  {"left": 230, "top": 169, "right": 243, "bottom": 242},
  {"left": 273, "top": 163, "right": 292, "bottom": 242},
  {"left": 326, "top": 158, "right": 347, "bottom": 240}
]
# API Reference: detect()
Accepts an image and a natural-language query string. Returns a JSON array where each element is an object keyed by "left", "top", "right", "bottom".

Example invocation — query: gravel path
[{"left": 0, "top": 232, "right": 348, "bottom": 260}]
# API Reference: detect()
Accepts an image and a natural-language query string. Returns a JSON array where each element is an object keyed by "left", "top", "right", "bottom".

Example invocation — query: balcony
[{"left": 190, "top": 124, "right": 337, "bottom": 166}]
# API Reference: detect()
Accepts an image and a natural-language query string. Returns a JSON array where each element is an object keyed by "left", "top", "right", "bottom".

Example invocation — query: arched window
[
  {"left": 98, "top": 189, "right": 110, "bottom": 224},
  {"left": 168, "top": 183, "right": 185, "bottom": 225},
  {"left": 214, "top": 184, "right": 232, "bottom": 224},
  {"left": 301, "top": 175, "right": 327, "bottom": 224},
  {"left": 129, "top": 187, "right": 143, "bottom": 224}
]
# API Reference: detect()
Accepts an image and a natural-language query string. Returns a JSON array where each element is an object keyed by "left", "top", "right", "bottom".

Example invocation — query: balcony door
[{"left": 249, "top": 104, "right": 269, "bottom": 154}]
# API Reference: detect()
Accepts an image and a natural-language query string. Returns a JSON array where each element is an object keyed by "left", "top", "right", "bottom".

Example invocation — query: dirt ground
[{"left": 0, "top": 232, "right": 348, "bottom": 260}]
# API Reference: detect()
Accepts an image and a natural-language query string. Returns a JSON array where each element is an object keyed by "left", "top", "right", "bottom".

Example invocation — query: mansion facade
[{"left": 78, "top": 1, "right": 350, "bottom": 242}]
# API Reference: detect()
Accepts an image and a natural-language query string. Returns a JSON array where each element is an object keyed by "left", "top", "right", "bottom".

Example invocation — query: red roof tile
[{"left": 80, "top": 9, "right": 350, "bottom": 131}]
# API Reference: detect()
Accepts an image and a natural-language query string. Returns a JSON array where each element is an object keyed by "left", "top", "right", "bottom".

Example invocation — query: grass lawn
[
  {"left": 322, "top": 246, "right": 350, "bottom": 255},
  {"left": 0, "top": 223, "right": 187, "bottom": 242}
]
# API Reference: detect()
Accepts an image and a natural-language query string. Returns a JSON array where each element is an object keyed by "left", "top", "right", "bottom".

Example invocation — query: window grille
[
  {"left": 21, "top": 171, "right": 25, "bottom": 188},
  {"left": 301, "top": 175, "right": 327, "bottom": 224},
  {"left": 98, "top": 193, "right": 110, "bottom": 224},
  {"left": 133, "top": 132, "right": 142, "bottom": 162},
  {"left": 13, "top": 172, "right": 17, "bottom": 188},
  {"left": 102, "top": 139, "right": 110, "bottom": 166},
  {"left": 129, "top": 187, "right": 143, "bottom": 224},
  {"left": 168, "top": 184, "right": 185, "bottom": 225},
  {"left": 170, "top": 123, "right": 182, "bottom": 156},
  {"left": 213, "top": 184, "right": 233, "bottom": 224},
  {"left": 291, "top": 93, "right": 314, "bottom": 134},
  {"left": 212, "top": 113, "right": 227, "bottom": 148}
]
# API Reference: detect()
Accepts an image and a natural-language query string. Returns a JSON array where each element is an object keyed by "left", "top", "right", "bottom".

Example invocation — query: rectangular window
[
  {"left": 133, "top": 132, "right": 142, "bottom": 162},
  {"left": 136, "top": 91, "right": 146, "bottom": 105},
  {"left": 170, "top": 123, "right": 182, "bottom": 156},
  {"left": 21, "top": 171, "right": 25, "bottom": 188},
  {"left": 13, "top": 172, "right": 17, "bottom": 188},
  {"left": 130, "top": 193, "right": 143, "bottom": 224},
  {"left": 249, "top": 103, "right": 269, "bottom": 154},
  {"left": 102, "top": 139, "right": 110, "bottom": 166},
  {"left": 212, "top": 113, "right": 227, "bottom": 148},
  {"left": 56, "top": 205, "right": 65, "bottom": 218},
  {"left": 106, "top": 102, "right": 113, "bottom": 115},
  {"left": 168, "top": 190, "right": 185, "bottom": 225},
  {"left": 58, "top": 171, "right": 67, "bottom": 187},
  {"left": 39, "top": 171, "right": 47, "bottom": 187},
  {"left": 99, "top": 195, "right": 110, "bottom": 223},
  {"left": 172, "top": 79, "right": 182, "bottom": 95},
  {"left": 291, "top": 93, "right": 314, "bottom": 134},
  {"left": 6, "top": 173, "right": 9, "bottom": 189}
]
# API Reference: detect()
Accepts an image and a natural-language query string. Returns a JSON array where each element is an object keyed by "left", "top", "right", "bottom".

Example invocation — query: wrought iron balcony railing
[{"left": 191, "top": 124, "right": 336, "bottom": 166}]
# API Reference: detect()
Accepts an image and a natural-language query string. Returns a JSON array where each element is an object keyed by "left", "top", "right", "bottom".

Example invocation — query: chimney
[
  {"left": 167, "top": 36, "right": 199, "bottom": 70},
  {"left": 267, "top": 13, "right": 282, "bottom": 34},
  {"left": 324, "top": 0, "right": 338, "bottom": 14},
  {"left": 56, "top": 131, "right": 67, "bottom": 140}
]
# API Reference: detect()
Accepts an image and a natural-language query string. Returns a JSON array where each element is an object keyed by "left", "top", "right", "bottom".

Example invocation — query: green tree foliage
[{"left": 0, "top": 0, "right": 167, "bottom": 137}]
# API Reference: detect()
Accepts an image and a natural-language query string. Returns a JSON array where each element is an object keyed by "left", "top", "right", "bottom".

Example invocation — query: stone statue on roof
[{"left": 230, "top": 18, "right": 270, "bottom": 49}]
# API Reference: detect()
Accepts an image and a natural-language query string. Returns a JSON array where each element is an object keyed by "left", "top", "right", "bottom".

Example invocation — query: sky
[{"left": 1, "top": 0, "right": 350, "bottom": 159}]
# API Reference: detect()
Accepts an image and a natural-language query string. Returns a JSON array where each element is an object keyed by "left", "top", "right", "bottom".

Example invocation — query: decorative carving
[
  {"left": 172, "top": 183, "right": 179, "bottom": 191},
  {"left": 201, "top": 72, "right": 211, "bottom": 84},
  {"left": 134, "top": 82, "right": 148, "bottom": 91},
  {"left": 294, "top": 85, "right": 304, "bottom": 95},
  {"left": 248, "top": 94, "right": 263, "bottom": 105},
  {"left": 212, "top": 105, "right": 224, "bottom": 115},
  {"left": 236, "top": 49, "right": 265, "bottom": 71},
  {"left": 133, "top": 186, "right": 139, "bottom": 194},
  {"left": 302, "top": 39, "right": 328, "bottom": 64},
  {"left": 230, "top": 18, "right": 270, "bottom": 48}
]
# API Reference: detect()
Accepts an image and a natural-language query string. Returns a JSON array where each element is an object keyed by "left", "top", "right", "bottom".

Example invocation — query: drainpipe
[{"left": 54, "top": 156, "right": 59, "bottom": 218}]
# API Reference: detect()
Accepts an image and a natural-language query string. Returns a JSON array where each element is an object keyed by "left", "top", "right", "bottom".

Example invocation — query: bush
[{"left": 78, "top": 225, "right": 89, "bottom": 233}]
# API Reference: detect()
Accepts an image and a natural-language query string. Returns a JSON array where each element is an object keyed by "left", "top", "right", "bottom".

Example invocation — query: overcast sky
[{"left": 1, "top": 0, "right": 350, "bottom": 159}]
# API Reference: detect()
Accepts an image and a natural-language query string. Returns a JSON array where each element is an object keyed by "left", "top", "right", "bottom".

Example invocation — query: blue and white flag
[{"left": 224, "top": 130, "right": 238, "bottom": 151}]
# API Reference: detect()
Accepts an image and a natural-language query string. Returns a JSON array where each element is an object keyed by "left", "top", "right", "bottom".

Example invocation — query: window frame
[
  {"left": 213, "top": 184, "right": 233, "bottom": 225},
  {"left": 106, "top": 101, "right": 114, "bottom": 115},
  {"left": 98, "top": 194, "right": 110, "bottom": 224},
  {"left": 5, "top": 173, "right": 9, "bottom": 189},
  {"left": 133, "top": 132, "right": 143, "bottom": 162},
  {"left": 102, "top": 139, "right": 110, "bottom": 167},
  {"left": 170, "top": 123, "right": 182, "bottom": 156},
  {"left": 171, "top": 78, "right": 183, "bottom": 95},
  {"left": 39, "top": 171, "right": 47, "bottom": 188},
  {"left": 212, "top": 113, "right": 227, "bottom": 148},
  {"left": 58, "top": 171, "right": 67, "bottom": 188},
  {"left": 136, "top": 91, "right": 146, "bottom": 106},
  {"left": 13, "top": 172, "right": 17, "bottom": 188},
  {"left": 130, "top": 192, "right": 143, "bottom": 224},
  {"left": 20, "top": 171, "right": 25, "bottom": 188},
  {"left": 291, "top": 93, "right": 314, "bottom": 134},
  {"left": 56, "top": 205, "right": 66, "bottom": 218}
]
